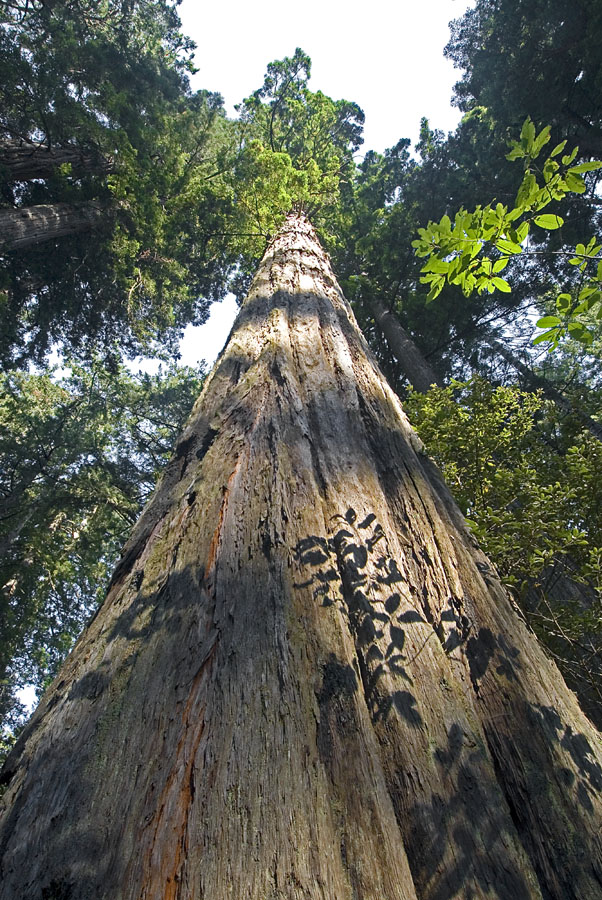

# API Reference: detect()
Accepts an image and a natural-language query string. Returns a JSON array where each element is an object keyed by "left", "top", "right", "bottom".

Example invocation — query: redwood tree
[{"left": 1, "top": 215, "right": 601, "bottom": 899}]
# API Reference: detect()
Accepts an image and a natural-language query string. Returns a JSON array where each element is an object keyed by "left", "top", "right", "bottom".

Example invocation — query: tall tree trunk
[
  {"left": 0, "top": 201, "right": 107, "bottom": 251},
  {"left": 1, "top": 215, "right": 601, "bottom": 900},
  {"left": 490, "top": 339, "right": 602, "bottom": 442},
  {"left": 0, "top": 140, "right": 112, "bottom": 182},
  {"left": 367, "top": 294, "right": 442, "bottom": 391}
]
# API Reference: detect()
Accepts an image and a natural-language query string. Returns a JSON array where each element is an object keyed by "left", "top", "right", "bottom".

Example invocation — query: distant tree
[
  {"left": 0, "top": 0, "right": 237, "bottom": 366},
  {"left": 446, "top": 0, "right": 602, "bottom": 157},
  {"left": 406, "top": 375, "right": 602, "bottom": 725},
  {"left": 0, "top": 360, "right": 204, "bottom": 751}
]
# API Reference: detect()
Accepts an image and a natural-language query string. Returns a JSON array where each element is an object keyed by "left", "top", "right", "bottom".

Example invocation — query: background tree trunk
[
  {"left": 0, "top": 202, "right": 107, "bottom": 250},
  {"left": 368, "top": 294, "right": 442, "bottom": 391},
  {"left": 0, "top": 140, "right": 112, "bottom": 182},
  {"left": 0, "top": 215, "right": 601, "bottom": 900}
]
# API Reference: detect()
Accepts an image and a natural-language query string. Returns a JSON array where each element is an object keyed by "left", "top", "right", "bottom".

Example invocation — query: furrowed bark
[
  {"left": 0, "top": 201, "right": 107, "bottom": 250},
  {"left": 0, "top": 215, "right": 600, "bottom": 900},
  {"left": 0, "top": 140, "right": 112, "bottom": 182},
  {"left": 367, "top": 294, "right": 442, "bottom": 392}
]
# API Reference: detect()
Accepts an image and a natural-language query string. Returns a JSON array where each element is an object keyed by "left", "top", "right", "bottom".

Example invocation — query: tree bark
[
  {"left": 367, "top": 294, "right": 442, "bottom": 392},
  {"left": 0, "top": 215, "right": 601, "bottom": 900},
  {"left": 0, "top": 140, "right": 112, "bottom": 182},
  {"left": 0, "top": 201, "right": 107, "bottom": 251}
]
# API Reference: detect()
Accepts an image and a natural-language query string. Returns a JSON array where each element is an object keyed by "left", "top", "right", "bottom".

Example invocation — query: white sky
[{"left": 144, "top": 0, "right": 474, "bottom": 371}]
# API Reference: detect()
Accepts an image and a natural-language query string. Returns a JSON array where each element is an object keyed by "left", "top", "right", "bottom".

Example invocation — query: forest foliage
[{"left": 1, "top": 0, "right": 601, "bottom": 748}]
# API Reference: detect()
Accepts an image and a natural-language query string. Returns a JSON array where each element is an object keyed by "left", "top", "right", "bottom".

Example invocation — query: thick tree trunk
[
  {"left": 0, "top": 140, "right": 112, "bottom": 182},
  {"left": 1, "top": 215, "right": 601, "bottom": 900},
  {"left": 0, "top": 201, "right": 107, "bottom": 251},
  {"left": 490, "top": 339, "right": 602, "bottom": 442},
  {"left": 367, "top": 294, "right": 442, "bottom": 391}
]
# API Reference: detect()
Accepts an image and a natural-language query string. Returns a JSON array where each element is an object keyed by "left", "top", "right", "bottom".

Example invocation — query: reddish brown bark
[{"left": 0, "top": 215, "right": 600, "bottom": 899}]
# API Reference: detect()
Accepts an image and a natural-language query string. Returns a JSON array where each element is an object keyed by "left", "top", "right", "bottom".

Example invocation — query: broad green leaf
[
  {"left": 520, "top": 117, "right": 536, "bottom": 151},
  {"left": 533, "top": 214, "right": 564, "bottom": 230},
  {"left": 506, "top": 145, "right": 525, "bottom": 161},
  {"left": 565, "top": 173, "right": 586, "bottom": 193},
  {"left": 549, "top": 140, "right": 567, "bottom": 158},
  {"left": 573, "top": 293, "right": 600, "bottom": 314},
  {"left": 516, "top": 172, "right": 537, "bottom": 207},
  {"left": 567, "top": 322, "right": 593, "bottom": 344},
  {"left": 492, "top": 277, "right": 511, "bottom": 292},
  {"left": 578, "top": 285, "right": 598, "bottom": 300},
  {"left": 556, "top": 293, "right": 571, "bottom": 312},
  {"left": 426, "top": 279, "right": 445, "bottom": 303},
  {"left": 422, "top": 257, "right": 450, "bottom": 274},
  {"left": 568, "top": 161, "right": 602, "bottom": 173},
  {"left": 561, "top": 147, "right": 579, "bottom": 165},
  {"left": 493, "top": 257, "right": 509, "bottom": 273},
  {"left": 533, "top": 328, "right": 560, "bottom": 345},
  {"left": 496, "top": 238, "right": 522, "bottom": 254},
  {"left": 536, "top": 315, "right": 562, "bottom": 328},
  {"left": 532, "top": 125, "right": 551, "bottom": 156},
  {"left": 516, "top": 221, "right": 529, "bottom": 242}
]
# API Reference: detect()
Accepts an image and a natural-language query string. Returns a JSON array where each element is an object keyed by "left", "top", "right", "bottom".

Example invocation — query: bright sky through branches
[
  {"left": 171, "top": 0, "right": 474, "bottom": 370},
  {"left": 179, "top": 0, "right": 474, "bottom": 154}
]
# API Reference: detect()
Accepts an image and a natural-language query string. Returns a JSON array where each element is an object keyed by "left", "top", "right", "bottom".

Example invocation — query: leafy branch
[{"left": 411, "top": 118, "right": 602, "bottom": 348}]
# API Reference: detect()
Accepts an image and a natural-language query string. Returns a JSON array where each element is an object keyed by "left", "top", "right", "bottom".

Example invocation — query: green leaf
[
  {"left": 493, "top": 257, "right": 509, "bottom": 273},
  {"left": 556, "top": 293, "right": 571, "bottom": 312},
  {"left": 578, "top": 285, "right": 598, "bottom": 300},
  {"left": 426, "top": 279, "right": 445, "bottom": 303},
  {"left": 532, "top": 125, "right": 551, "bottom": 156},
  {"left": 492, "top": 277, "right": 511, "bottom": 293},
  {"left": 565, "top": 173, "right": 586, "bottom": 193},
  {"left": 422, "top": 257, "right": 450, "bottom": 274},
  {"left": 568, "top": 161, "right": 602, "bottom": 173},
  {"left": 536, "top": 316, "right": 562, "bottom": 328},
  {"left": 533, "top": 214, "right": 564, "bottom": 230},
  {"left": 520, "top": 117, "right": 536, "bottom": 151},
  {"left": 496, "top": 238, "right": 522, "bottom": 254},
  {"left": 516, "top": 172, "right": 537, "bottom": 207},
  {"left": 561, "top": 147, "right": 579, "bottom": 165},
  {"left": 516, "top": 221, "right": 529, "bottom": 242},
  {"left": 506, "top": 145, "right": 525, "bottom": 161},
  {"left": 549, "top": 140, "right": 567, "bottom": 158},
  {"left": 567, "top": 322, "right": 593, "bottom": 344},
  {"left": 533, "top": 328, "right": 560, "bottom": 345}
]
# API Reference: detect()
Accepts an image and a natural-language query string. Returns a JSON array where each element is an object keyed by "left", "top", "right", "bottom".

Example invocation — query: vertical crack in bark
[{"left": 138, "top": 636, "right": 218, "bottom": 900}]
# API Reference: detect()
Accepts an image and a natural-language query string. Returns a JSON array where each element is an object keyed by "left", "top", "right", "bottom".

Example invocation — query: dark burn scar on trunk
[{"left": 196, "top": 427, "right": 218, "bottom": 461}]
